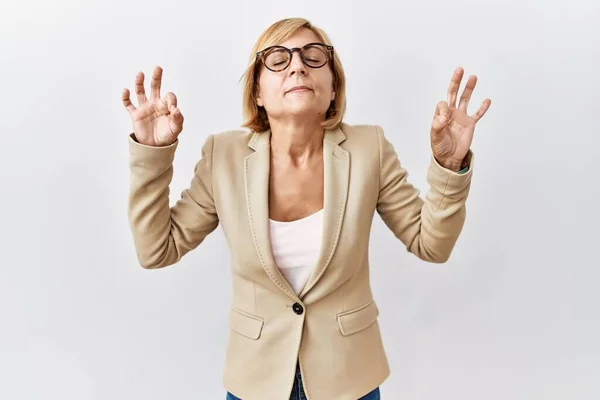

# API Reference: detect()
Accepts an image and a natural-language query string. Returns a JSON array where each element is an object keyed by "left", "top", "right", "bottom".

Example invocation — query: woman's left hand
[{"left": 430, "top": 67, "right": 491, "bottom": 171}]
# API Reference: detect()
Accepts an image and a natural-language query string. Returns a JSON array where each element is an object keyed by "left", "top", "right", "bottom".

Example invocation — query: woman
[{"left": 122, "top": 17, "right": 491, "bottom": 400}]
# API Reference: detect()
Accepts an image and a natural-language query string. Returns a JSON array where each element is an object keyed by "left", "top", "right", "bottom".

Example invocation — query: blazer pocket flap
[
  {"left": 336, "top": 300, "right": 379, "bottom": 336},
  {"left": 229, "top": 308, "right": 264, "bottom": 340}
]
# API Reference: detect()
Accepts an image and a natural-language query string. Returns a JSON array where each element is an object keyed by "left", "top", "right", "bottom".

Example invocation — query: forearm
[
  {"left": 128, "top": 134, "right": 183, "bottom": 268},
  {"left": 376, "top": 122, "right": 473, "bottom": 263},
  {"left": 407, "top": 151, "right": 473, "bottom": 262}
]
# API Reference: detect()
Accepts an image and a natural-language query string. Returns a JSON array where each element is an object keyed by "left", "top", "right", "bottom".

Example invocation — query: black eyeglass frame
[{"left": 255, "top": 42, "right": 335, "bottom": 72}]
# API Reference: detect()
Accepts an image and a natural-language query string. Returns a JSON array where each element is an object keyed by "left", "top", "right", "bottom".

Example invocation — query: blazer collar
[
  {"left": 247, "top": 125, "right": 347, "bottom": 150},
  {"left": 244, "top": 126, "right": 350, "bottom": 300}
]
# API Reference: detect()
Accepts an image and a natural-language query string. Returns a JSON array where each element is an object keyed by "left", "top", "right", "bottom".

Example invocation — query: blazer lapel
[
  {"left": 299, "top": 127, "right": 350, "bottom": 298},
  {"left": 244, "top": 130, "right": 298, "bottom": 299}
]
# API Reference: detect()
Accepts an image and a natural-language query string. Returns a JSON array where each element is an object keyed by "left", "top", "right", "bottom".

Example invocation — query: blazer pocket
[
  {"left": 229, "top": 307, "right": 264, "bottom": 340},
  {"left": 336, "top": 299, "right": 379, "bottom": 336}
]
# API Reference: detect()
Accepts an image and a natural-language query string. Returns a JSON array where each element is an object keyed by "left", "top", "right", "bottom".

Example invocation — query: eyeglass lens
[{"left": 264, "top": 44, "right": 328, "bottom": 71}]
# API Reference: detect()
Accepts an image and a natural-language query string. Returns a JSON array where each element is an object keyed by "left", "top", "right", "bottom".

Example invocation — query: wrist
[
  {"left": 437, "top": 159, "right": 462, "bottom": 172},
  {"left": 445, "top": 162, "right": 462, "bottom": 172},
  {"left": 436, "top": 156, "right": 468, "bottom": 172}
]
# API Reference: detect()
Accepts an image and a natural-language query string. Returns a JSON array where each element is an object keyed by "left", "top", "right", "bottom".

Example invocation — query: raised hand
[
  {"left": 122, "top": 66, "right": 184, "bottom": 147},
  {"left": 430, "top": 67, "right": 491, "bottom": 171}
]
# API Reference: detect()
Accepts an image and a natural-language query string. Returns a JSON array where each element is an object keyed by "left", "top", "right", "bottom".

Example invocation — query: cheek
[
  {"left": 316, "top": 72, "right": 334, "bottom": 94},
  {"left": 317, "top": 82, "right": 334, "bottom": 102},
  {"left": 258, "top": 77, "right": 284, "bottom": 105}
]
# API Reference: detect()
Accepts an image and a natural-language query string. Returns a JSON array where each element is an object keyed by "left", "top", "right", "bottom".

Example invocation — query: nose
[{"left": 287, "top": 50, "right": 307, "bottom": 76}]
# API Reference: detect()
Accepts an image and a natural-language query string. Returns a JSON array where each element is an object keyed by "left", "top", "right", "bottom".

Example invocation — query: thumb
[
  {"left": 169, "top": 106, "right": 184, "bottom": 132},
  {"left": 431, "top": 101, "right": 449, "bottom": 136},
  {"left": 169, "top": 105, "right": 183, "bottom": 120},
  {"left": 431, "top": 113, "right": 448, "bottom": 131}
]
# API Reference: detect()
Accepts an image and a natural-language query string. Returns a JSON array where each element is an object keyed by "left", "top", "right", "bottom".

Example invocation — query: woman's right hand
[{"left": 122, "top": 66, "right": 184, "bottom": 147}]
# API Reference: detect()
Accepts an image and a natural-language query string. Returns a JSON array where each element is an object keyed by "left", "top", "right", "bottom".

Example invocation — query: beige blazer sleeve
[
  {"left": 375, "top": 126, "right": 473, "bottom": 263},
  {"left": 127, "top": 134, "right": 219, "bottom": 268}
]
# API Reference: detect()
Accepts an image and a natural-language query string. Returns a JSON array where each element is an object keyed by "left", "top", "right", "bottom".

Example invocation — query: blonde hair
[{"left": 240, "top": 18, "right": 347, "bottom": 133}]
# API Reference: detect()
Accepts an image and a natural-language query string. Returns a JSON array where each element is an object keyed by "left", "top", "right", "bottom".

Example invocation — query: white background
[{"left": 1, "top": 0, "right": 599, "bottom": 399}]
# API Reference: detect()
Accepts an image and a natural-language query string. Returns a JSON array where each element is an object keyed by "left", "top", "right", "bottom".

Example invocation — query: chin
[
  {"left": 284, "top": 102, "right": 328, "bottom": 117},
  {"left": 281, "top": 103, "right": 311, "bottom": 115}
]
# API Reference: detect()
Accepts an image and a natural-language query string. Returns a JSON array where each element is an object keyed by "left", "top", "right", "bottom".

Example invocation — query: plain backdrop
[{"left": 1, "top": 0, "right": 599, "bottom": 399}]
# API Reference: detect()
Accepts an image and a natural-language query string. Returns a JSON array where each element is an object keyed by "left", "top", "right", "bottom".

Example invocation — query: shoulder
[
  {"left": 337, "top": 122, "right": 387, "bottom": 145},
  {"left": 210, "top": 128, "right": 254, "bottom": 147},
  {"left": 338, "top": 122, "right": 380, "bottom": 136},
  {"left": 337, "top": 122, "right": 389, "bottom": 155},
  {"left": 199, "top": 127, "right": 255, "bottom": 160}
]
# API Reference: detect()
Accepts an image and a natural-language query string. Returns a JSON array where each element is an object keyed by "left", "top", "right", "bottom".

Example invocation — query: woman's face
[{"left": 256, "top": 28, "right": 335, "bottom": 123}]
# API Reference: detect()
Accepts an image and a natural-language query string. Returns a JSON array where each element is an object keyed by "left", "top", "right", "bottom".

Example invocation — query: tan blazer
[{"left": 127, "top": 123, "right": 473, "bottom": 400}]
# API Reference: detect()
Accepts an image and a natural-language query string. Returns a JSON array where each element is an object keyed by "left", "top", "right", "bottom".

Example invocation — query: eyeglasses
[{"left": 256, "top": 42, "right": 334, "bottom": 72}]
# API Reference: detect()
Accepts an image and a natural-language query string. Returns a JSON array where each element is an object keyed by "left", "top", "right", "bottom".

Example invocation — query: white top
[{"left": 269, "top": 209, "right": 324, "bottom": 295}]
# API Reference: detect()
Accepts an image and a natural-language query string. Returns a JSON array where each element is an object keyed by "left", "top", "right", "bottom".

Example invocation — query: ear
[
  {"left": 331, "top": 91, "right": 336, "bottom": 101},
  {"left": 255, "top": 85, "right": 263, "bottom": 107}
]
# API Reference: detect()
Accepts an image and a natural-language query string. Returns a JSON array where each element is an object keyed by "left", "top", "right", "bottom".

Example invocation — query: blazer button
[{"left": 292, "top": 302, "right": 304, "bottom": 315}]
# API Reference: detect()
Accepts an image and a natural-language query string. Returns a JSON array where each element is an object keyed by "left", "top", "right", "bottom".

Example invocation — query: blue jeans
[{"left": 226, "top": 362, "right": 380, "bottom": 400}]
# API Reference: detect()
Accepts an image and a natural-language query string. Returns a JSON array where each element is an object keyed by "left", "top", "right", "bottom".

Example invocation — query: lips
[{"left": 286, "top": 85, "right": 312, "bottom": 93}]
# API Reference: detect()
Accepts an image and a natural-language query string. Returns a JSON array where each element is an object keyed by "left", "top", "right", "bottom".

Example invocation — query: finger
[
  {"left": 151, "top": 66, "right": 163, "bottom": 100},
  {"left": 431, "top": 101, "right": 449, "bottom": 134},
  {"left": 163, "top": 92, "right": 177, "bottom": 112},
  {"left": 433, "top": 100, "right": 449, "bottom": 121},
  {"left": 170, "top": 107, "right": 184, "bottom": 123},
  {"left": 458, "top": 75, "right": 477, "bottom": 112},
  {"left": 135, "top": 72, "right": 148, "bottom": 104},
  {"left": 472, "top": 98, "right": 492, "bottom": 122},
  {"left": 121, "top": 88, "right": 136, "bottom": 114},
  {"left": 169, "top": 107, "right": 184, "bottom": 132},
  {"left": 447, "top": 67, "right": 464, "bottom": 108}
]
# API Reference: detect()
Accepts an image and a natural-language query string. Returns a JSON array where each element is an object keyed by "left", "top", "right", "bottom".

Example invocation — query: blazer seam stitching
[
  {"left": 245, "top": 151, "right": 293, "bottom": 297},
  {"left": 376, "top": 125, "right": 382, "bottom": 196},
  {"left": 434, "top": 172, "right": 451, "bottom": 213},
  {"left": 306, "top": 151, "right": 348, "bottom": 291},
  {"left": 209, "top": 134, "right": 216, "bottom": 208}
]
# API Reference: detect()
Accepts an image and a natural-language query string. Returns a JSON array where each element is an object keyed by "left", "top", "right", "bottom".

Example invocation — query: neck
[{"left": 269, "top": 118, "right": 324, "bottom": 162}]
